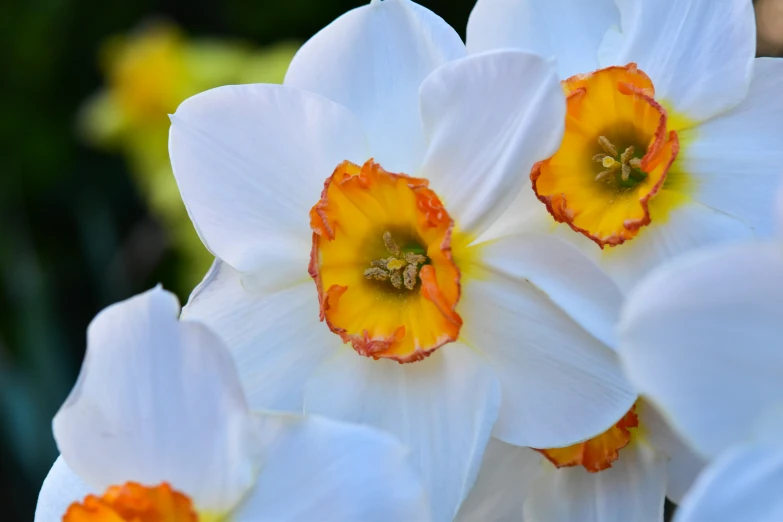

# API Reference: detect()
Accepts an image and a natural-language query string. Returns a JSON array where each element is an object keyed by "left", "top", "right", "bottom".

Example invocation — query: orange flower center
[
  {"left": 309, "top": 159, "right": 462, "bottom": 363},
  {"left": 531, "top": 63, "right": 680, "bottom": 248},
  {"left": 64, "top": 482, "right": 198, "bottom": 522},
  {"left": 535, "top": 405, "right": 639, "bottom": 473}
]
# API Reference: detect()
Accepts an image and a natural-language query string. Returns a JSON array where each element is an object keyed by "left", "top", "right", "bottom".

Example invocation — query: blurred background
[{"left": 0, "top": 0, "right": 781, "bottom": 519}]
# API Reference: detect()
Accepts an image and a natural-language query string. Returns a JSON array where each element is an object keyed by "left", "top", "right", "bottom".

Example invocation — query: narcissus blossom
[
  {"left": 468, "top": 0, "right": 783, "bottom": 291},
  {"left": 456, "top": 400, "right": 704, "bottom": 522},
  {"left": 617, "top": 191, "right": 783, "bottom": 522},
  {"left": 671, "top": 438, "right": 783, "bottom": 522},
  {"left": 170, "top": 0, "right": 636, "bottom": 519},
  {"left": 34, "top": 287, "right": 429, "bottom": 522}
]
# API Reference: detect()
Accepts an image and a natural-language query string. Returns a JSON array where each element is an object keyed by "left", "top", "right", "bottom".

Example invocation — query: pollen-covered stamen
[
  {"left": 364, "top": 231, "right": 428, "bottom": 290},
  {"left": 593, "top": 137, "right": 647, "bottom": 183}
]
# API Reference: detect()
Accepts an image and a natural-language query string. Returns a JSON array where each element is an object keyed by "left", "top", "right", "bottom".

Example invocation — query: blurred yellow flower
[{"left": 79, "top": 21, "right": 298, "bottom": 289}]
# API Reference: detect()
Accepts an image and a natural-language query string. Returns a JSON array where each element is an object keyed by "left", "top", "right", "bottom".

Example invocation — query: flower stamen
[
  {"left": 593, "top": 136, "right": 646, "bottom": 184},
  {"left": 365, "top": 231, "right": 428, "bottom": 291},
  {"left": 598, "top": 135, "right": 618, "bottom": 157}
]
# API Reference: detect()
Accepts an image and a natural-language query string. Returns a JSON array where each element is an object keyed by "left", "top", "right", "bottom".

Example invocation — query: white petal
[
  {"left": 475, "top": 181, "right": 555, "bottom": 242},
  {"left": 284, "top": 0, "right": 464, "bottom": 175},
  {"left": 35, "top": 457, "right": 94, "bottom": 522},
  {"left": 456, "top": 439, "right": 543, "bottom": 522},
  {"left": 419, "top": 50, "right": 565, "bottom": 237},
  {"left": 524, "top": 442, "right": 667, "bottom": 522},
  {"left": 466, "top": 0, "right": 620, "bottom": 78},
  {"left": 169, "top": 84, "right": 368, "bottom": 275},
  {"left": 233, "top": 414, "right": 429, "bottom": 522},
  {"left": 677, "top": 58, "right": 783, "bottom": 236},
  {"left": 474, "top": 233, "right": 623, "bottom": 349},
  {"left": 611, "top": 0, "right": 755, "bottom": 122},
  {"left": 618, "top": 242, "right": 783, "bottom": 458},
  {"left": 303, "top": 343, "right": 501, "bottom": 522},
  {"left": 459, "top": 265, "right": 636, "bottom": 448},
  {"left": 598, "top": 201, "right": 754, "bottom": 293},
  {"left": 183, "top": 260, "right": 339, "bottom": 413},
  {"left": 675, "top": 444, "right": 783, "bottom": 522},
  {"left": 638, "top": 401, "right": 705, "bottom": 504},
  {"left": 53, "top": 287, "right": 257, "bottom": 513}
]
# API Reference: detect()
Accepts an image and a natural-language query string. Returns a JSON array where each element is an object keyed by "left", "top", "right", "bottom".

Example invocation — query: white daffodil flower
[
  {"left": 468, "top": 0, "right": 783, "bottom": 292},
  {"left": 456, "top": 400, "right": 705, "bottom": 522},
  {"left": 673, "top": 436, "right": 783, "bottom": 522},
  {"left": 34, "top": 287, "right": 429, "bottom": 522},
  {"left": 169, "top": 0, "right": 637, "bottom": 520},
  {"left": 617, "top": 198, "right": 783, "bottom": 460},
  {"left": 616, "top": 191, "right": 783, "bottom": 522}
]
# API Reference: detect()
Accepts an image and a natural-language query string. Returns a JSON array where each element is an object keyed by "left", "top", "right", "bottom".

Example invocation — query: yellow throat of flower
[
  {"left": 309, "top": 159, "right": 462, "bottom": 363},
  {"left": 531, "top": 63, "right": 680, "bottom": 248}
]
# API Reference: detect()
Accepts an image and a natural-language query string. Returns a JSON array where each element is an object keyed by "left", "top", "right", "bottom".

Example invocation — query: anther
[
  {"left": 595, "top": 169, "right": 614, "bottom": 182},
  {"left": 403, "top": 264, "right": 418, "bottom": 290},
  {"left": 383, "top": 231, "right": 401, "bottom": 257},
  {"left": 367, "top": 231, "right": 428, "bottom": 291},
  {"left": 405, "top": 252, "right": 426, "bottom": 265},
  {"left": 390, "top": 271, "right": 403, "bottom": 289},
  {"left": 594, "top": 137, "right": 646, "bottom": 184},
  {"left": 598, "top": 136, "right": 618, "bottom": 157},
  {"left": 364, "top": 267, "right": 390, "bottom": 280}
]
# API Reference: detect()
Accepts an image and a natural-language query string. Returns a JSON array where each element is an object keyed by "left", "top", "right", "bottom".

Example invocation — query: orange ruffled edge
[
  {"left": 536, "top": 405, "right": 639, "bottom": 473},
  {"left": 64, "top": 482, "right": 197, "bottom": 522},
  {"left": 309, "top": 159, "right": 462, "bottom": 363}
]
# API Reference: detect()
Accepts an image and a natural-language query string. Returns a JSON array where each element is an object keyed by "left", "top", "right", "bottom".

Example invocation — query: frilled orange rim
[
  {"left": 531, "top": 63, "right": 680, "bottom": 248},
  {"left": 534, "top": 405, "right": 639, "bottom": 473},
  {"left": 64, "top": 482, "right": 198, "bottom": 522},
  {"left": 309, "top": 159, "right": 462, "bottom": 363}
]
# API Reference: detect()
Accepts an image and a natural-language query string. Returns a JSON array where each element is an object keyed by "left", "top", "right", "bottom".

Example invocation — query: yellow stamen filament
[{"left": 365, "top": 231, "right": 428, "bottom": 290}]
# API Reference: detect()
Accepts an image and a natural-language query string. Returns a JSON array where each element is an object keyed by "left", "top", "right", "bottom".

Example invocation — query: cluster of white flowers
[{"left": 36, "top": 0, "right": 782, "bottom": 521}]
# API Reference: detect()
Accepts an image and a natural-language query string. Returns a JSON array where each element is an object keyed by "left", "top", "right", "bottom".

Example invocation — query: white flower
[
  {"left": 169, "top": 0, "right": 637, "bottom": 519},
  {"left": 34, "top": 287, "right": 429, "bottom": 522},
  {"left": 456, "top": 399, "right": 706, "bottom": 522},
  {"left": 617, "top": 195, "right": 783, "bottom": 459},
  {"left": 672, "top": 437, "right": 783, "bottom": 522},
  {"left": 616, "top": 187, "right": 783, "bottom": 522},
  {"left": 468, "top": 0, "right": 783, "bottom": 292}
]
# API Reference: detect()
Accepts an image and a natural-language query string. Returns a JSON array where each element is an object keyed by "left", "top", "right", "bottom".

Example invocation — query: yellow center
[
  {"left": 309, "top": 159, "right": 462, "bottom": 363},
  {"left": 531, "top": 64, "right": 680, "bottom": 248},
  {"left": 64, "top": 482, "right": 198, "bottom": 522},
  {"left": 535, "top": 404, "right": 639, "bottom": 473}
]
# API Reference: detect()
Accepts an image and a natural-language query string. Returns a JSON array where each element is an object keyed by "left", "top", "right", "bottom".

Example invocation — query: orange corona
[
  {"left": 532, "top": 64, "right": 679, "bottom": 247},
  {"left": 309, "top": 159, "right": 462, "bottom": 363},
  {"left": 536, "top": 405, "right": 639, "bottom": 473},
  {"left": 64, "top": 482, "right": 197, "bottom": 522}
]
